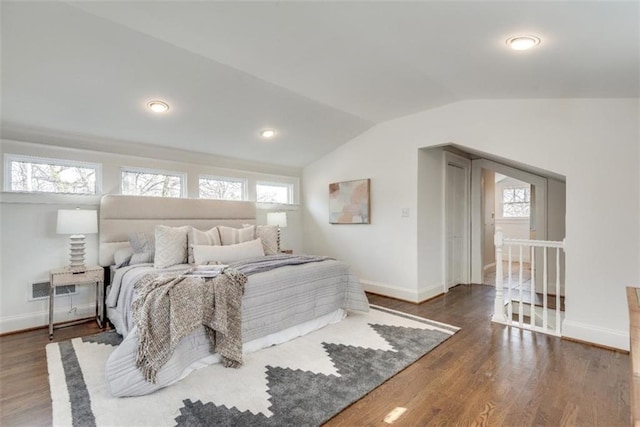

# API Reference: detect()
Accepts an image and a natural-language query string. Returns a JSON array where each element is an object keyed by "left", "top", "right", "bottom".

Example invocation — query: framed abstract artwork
[{"left": 329, "top": 178, "right": 370, "bottom": 224}]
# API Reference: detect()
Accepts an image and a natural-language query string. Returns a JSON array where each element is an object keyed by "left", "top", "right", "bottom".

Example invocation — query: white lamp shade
[
  {"left": 57, "top": 209, "right": 98, "bottom": 235},
  {"left": 267, "top": 212, "right": 287, "bottom": 228}
]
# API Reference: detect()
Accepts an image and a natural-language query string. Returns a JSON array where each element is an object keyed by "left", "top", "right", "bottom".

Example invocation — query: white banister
[{"left": 492, "top": 231, "right": 565, "bottom": 337}]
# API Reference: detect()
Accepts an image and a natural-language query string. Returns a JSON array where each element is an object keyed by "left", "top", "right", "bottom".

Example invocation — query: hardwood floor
[
  {"left": 0, "top": 285, "right": 630, "bottom": 426},
  {"left": 0, "top": 322, "right": 104, "bottom": 427}
]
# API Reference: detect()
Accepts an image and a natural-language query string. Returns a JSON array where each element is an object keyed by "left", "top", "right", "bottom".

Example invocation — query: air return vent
[{"left": 30, "top": 281, "right": 77, "bottom": 300}]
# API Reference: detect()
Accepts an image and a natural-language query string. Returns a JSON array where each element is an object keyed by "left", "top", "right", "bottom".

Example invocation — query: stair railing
[{"left": 492, "top": 228, "right": 565, "bottom": 336}]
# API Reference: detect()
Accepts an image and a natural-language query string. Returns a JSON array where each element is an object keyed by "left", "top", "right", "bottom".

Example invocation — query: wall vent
[{"left": 30, "top": 282, "right": 77, "bottom": 300}]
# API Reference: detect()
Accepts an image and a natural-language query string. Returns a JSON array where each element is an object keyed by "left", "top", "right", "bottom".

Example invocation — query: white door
[{"left": 446, "top": 163, "right": 468, "bottom": 289}]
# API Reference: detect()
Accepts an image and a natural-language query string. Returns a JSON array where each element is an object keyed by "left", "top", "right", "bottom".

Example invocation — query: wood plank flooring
[{"left": 0, "top": 284, "right": 630, "bottom": 426}]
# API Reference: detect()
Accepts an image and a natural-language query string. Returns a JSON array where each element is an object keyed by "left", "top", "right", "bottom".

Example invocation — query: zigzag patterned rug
[{"left": 46, "top": 305, "right": 458, "bottom": 426}]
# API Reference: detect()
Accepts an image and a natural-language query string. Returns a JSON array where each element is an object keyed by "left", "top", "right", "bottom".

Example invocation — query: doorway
[
  {"left": 482, "top": 172, "right": 533, "bottom": 287},
  {"left": 471, "top": 159, "right": 548, "bottom": 287}
]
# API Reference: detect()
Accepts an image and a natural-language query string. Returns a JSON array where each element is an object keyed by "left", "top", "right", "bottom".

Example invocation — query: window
[
  {"left": 502, "top": 187, "right": 530, "bottom": 217},
  {"left": 256, "top": 181, "right": 293, "bottom": 204},
  {"left": 121, "top": 167, "right": 185, "bottom": 198},
  {"left": 5, "top": 154, "right": 100, "bottom": 194},
  {"left": 199, "top": 176, "right": 246, "bottom": 200}
]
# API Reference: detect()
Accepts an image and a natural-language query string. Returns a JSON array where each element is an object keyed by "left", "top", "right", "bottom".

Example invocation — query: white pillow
[
  {"left": 193, "top": 238, "right": 264, "bottom": 265},
  {"left": 188, "top": 226, "right": 221, "bottom": 264},
  {"left": 218, "top": 225, "right": 255, "bottom": 246},
  {"left": 154, "top": 225, "right": 189, "bottom": 269}
]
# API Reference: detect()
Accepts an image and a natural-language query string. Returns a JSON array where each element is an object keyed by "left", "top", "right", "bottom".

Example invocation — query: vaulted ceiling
[{"left": 1, "top": 1, "right": 638, "bottom": 167}]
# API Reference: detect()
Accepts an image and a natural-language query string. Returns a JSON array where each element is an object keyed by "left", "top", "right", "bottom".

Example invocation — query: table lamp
[
  {"left": 56, "top": 208, "right": 98, "bottom": 270},
  {"left": 267, "top": 212, "right": 287, "bottom": 250}
]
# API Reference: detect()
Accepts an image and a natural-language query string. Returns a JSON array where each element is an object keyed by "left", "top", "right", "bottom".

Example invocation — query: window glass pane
[
  {"left": 10, "top": 159, "right": 96, "bottom": 194},
  {"left": 503, "top": 189, "right": 515, "bottom": 203},
  {"left": 502, "top": 187, "right": 531, "bottom": 218},
  {"left": 199, "top": 177, "right": 244, "bottom": 200},
  {"left": 121, "top": 170, "right": 182, "bottom": 197},
  {"left": 256, "top": 183, "right": 291, "bottom": 204}
]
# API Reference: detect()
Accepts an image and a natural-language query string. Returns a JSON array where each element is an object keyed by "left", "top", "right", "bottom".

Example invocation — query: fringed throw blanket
[{"left": 132, "top": 269, "right": 247, "bottom": 383}]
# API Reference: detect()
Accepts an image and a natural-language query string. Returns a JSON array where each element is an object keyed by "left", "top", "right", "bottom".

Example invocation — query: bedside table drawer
[{"left": 51, "top": 270, "right": 103, "bottom": 286}]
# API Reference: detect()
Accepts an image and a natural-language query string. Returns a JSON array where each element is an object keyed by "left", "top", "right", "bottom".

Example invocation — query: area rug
[{"left": 47, "top": 305, "right": 459, "bottom": 426}]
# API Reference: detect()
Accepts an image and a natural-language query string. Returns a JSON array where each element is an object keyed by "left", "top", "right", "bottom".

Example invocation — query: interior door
[{"left": 446, "top": 163, "right": 467, "bottom": 289}]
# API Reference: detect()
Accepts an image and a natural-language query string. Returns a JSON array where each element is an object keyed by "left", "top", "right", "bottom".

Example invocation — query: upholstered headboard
[{"left": 99, "top": 195, "right": 256, "bottom": 266}]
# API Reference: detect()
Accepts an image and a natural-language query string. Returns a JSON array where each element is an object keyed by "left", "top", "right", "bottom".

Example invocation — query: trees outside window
[
  {"left": 256, "top": 182, "right": 292, "bottom": 204},
  {"left": 121, "top": 168, "right": 184, "bottom": 198},
  {"left": 199, "top": 177, "right": 245, "bottom": 200},
  {"left": 7, "top": 155, "right": 98, "bottom": 194},
  {"left": 502, "top": 187, "right": 530, "bottom": 217}
]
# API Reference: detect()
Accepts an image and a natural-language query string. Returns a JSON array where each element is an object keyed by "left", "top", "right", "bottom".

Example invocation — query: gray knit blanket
[{"left": 132, "top": 269, "right": 247, "bottom": 383}]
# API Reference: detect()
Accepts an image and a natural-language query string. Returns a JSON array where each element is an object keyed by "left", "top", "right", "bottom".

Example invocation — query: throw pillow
[
  {"left": 218, "top": 225, "right": 256, "bottom": 246},
  {"left": 193, "top": 238, "right": 264, "bottom": 265},
  {"left": 187, "top": 226, "right": 222, "bottom": 264},
  {"left": 154, "top": 225, "right": 189, "bottom": 269},
  {"left": 255, "top": 225, "right": 279, "bottom": 255},
  {"left": 129, "top": 232, "right": 155, "bottom": 254},
  {"left": 113, "top": 247, "right": 134, "bottom": 268}
]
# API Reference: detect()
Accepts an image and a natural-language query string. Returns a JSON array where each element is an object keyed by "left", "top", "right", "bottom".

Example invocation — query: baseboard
[
  {"left": 562, "top": 319, "right": 629, "bottom": 351},
  {"left": 483, "top": 263, "right": 496, "bottom": 271},
  {"left": 360, "top": 280, "right": 443, "bottom": 304},
  {"left": 0, "top": 303, "right": 96, "bottom": 335},
  {"left": 417, "top": 284, "right": 446, "bottom": 302}
]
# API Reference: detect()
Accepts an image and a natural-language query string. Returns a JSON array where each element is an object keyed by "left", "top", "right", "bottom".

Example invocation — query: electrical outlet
[{"left": 401, "top": 208, "right": 410, "bottom": 217}]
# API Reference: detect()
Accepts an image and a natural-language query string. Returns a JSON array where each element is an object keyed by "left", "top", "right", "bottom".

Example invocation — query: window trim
[
  {"left": 120, "top": 166, "right": 187, "bottom": 198},
  {"left": 198, "top": 174, "right": 248, "bottom": 201},
  {"left": 256, "top": 180, "right": 294, "bottom": 204},
  {"left": 4, "top": 153, "right": 102, "bottom": 195}
]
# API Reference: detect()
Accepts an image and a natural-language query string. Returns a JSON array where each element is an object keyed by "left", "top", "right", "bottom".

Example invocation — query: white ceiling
[{"left": 2, "top": 1, "right": 638, "bottom": 168}]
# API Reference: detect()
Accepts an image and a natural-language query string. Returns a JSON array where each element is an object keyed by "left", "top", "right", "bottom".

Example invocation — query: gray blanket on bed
[
  {"left": 132, "top": 269, "right": 247, "bottom": 383},
  {"left": 229, "top": 254, "right": 332, "bottom": 276}
]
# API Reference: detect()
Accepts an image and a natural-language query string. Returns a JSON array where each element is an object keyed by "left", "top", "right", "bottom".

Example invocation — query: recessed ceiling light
[
  {"left": 147, "top": 100, "right": 169, "bottom": 113},
  {"left": 260, "top": 129, "right": 277, "bottom": 139},
  {"left": 506, "top": 35, "right": 541, "bottom": 51}
]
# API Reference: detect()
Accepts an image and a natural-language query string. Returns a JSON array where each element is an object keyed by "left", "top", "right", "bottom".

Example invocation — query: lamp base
[{"left": 68, "top": 234, "right": 86, "bottom": 271}]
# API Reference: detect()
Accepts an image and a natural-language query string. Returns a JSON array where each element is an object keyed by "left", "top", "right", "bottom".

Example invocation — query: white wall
[
  {"left": 0, "top": 138, "right": 302, "bottom": 333},
  {"left": 302, "top": 98, "right": 639, "bottom": 350}
]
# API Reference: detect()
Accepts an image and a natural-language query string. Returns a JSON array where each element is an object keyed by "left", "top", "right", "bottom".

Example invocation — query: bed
[{"left": 98, "top": 195, "right": 369, "bottom": 397}]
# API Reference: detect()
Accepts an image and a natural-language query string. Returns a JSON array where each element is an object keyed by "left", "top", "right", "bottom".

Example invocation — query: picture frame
[{"left": 329, "top": 178, "right": 370, "bottom": 224}]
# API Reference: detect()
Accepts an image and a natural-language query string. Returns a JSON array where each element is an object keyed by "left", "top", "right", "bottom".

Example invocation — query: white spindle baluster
[
  {"left": 542, "top": 247, "right": 548, "bottom": 334},
  {"left": 543, "top": 247, "right": 548, "bottom": 330},
  {"left": 530, "top": 246, "right": 535, "bottom": 328},
  {"left": 508, "top": 245, "right": 513, "bottom": 323},
  {"left": 518, "top": 245, "right": 523, "bottom": 326},
  {"left": 492, "top": 229, "right": 506, "bottom": 323},
  {"left": 556, "top": 247, "right": 561, "bottom": 333}
]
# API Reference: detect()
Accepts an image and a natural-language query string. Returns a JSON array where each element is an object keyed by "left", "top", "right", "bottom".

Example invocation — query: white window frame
[
  {"left": 198, "top": 175, "right": 248, "bottom": 201},
  {"left": 256, "top": 180, "right": 294, "bottom": 204},
  {"left": 4, "top": 153, "right": 102, "bottom": 195},
  {"left": 120, "top": 166, "right": 187, "bottom": 198}
]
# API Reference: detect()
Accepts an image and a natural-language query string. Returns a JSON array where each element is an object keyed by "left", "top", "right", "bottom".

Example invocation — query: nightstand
[{"left": 49, "top": 265, "right": 104, "bottom": 339}]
